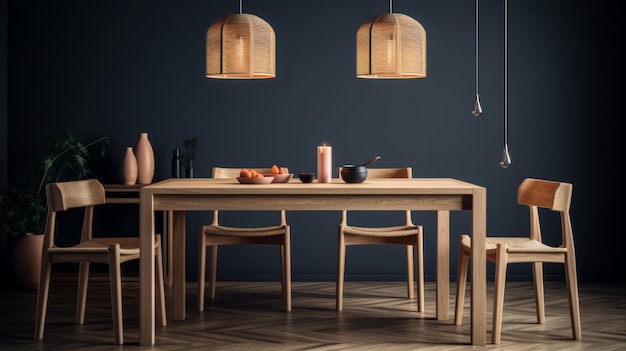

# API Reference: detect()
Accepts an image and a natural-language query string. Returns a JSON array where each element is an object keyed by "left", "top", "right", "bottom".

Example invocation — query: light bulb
[
  {"left": 499, "top": 144, "right": 511, "bottom": 168},
  {"left": 472, "top": 94, "right": 483, "bottom": 117}
]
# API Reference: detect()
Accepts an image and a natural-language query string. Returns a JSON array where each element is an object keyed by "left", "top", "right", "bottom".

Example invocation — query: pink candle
[{"left": 317, "top": 144, "right": 332, "bottom": 183}]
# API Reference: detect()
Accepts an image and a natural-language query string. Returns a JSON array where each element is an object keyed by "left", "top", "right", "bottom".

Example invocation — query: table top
[
  {"left": 141, "top": 177, "right": 484, "bottom": 195},
  {"left": 139, "top": 178, "right": 484, "bottom": 212}
]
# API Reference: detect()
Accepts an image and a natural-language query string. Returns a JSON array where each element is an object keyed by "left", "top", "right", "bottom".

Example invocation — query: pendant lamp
[
  {"left": 471, "top": 0, "right": 483, "bottom": 117},
  {"left": 205, "top": 0, "right": 275, "bottom": 79},
  {"left": 500, "top": 0, "right": 512, "bottom": 168},
  {"left": 356, "top": 0, "right": 426, "bottom": 79}
]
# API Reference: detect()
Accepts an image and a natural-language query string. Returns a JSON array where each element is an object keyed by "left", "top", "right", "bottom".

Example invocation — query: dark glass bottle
[{"left": 171, "top": 149, "right": 182, "bottom": 178}]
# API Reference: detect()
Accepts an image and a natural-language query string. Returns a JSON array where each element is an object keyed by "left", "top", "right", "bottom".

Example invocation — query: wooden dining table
[{"left": 138, "top": 177, "right": 487, "bottom": 346}]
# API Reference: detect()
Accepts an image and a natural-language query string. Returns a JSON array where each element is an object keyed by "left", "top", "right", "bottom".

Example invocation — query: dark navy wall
[
  {"left": 1, "top": 0, "right": 7, "bottom": 283},
  {"left": 3, "top": 0, "right": 623, "bottom": 283}
]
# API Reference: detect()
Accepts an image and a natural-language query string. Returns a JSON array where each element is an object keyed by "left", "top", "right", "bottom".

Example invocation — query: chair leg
[
  {"left": 416, "top": 229, "right": 424, "bottom": 312},
  {"left": 454, "top": 239, "right": 468, "bottom": 325},
  {"left": 198, "top": 231, "right": 207, "bottom": 312},
  {"left": 34, "top": 254, "right": 52, "bottom": 340},
  {"left": 532, "top": 261, "right": 545, "bottom": 324},
  {"left": 155, "top": 237, "right": 167, "bottom": 327},
  {"left": 280, "top": 245, "right": 287, "bottom": 309},
  {"left": 283, "top": 228, "right": 292, "bottom": 312},
  {"left": 75, "top": 262, "right": 90, "bottom": 324},
  {"left": 209, "top": 245, "right": 218, "bottom": 300},
  {"left": 405, "top": 245, "right": 415, "bottom": 301},
  {"left": 565, "top": 253, "right": 582, "bottom": 340},
  {"left": 280, "top": 245, "right": 285, "bottom": 298},
  {"left": 108, "top": 244, "right": 123, "bottom": 345},
  {"left": 492, "top": 244, "right": 508, "bottom": 345},
  {"left": 336, "top": 227, "right": 346, "bottom": 311}
]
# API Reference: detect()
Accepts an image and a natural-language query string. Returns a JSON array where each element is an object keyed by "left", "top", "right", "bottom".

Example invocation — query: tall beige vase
[
  {"left": 121, "top": 146, "right": 138, "bottom": 185},
  {"left": 135, "top": 132, "right": 155, "bottom": 184}
]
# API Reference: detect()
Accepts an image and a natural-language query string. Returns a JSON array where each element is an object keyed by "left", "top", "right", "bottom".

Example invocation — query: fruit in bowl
[
  {"left": 239, "top": 168, "right": 266, "bottom": 178},
  {"left": 237, "top": 168, "right": 273, "bottom": 184},
  {"left": 265, "top": 164, "right": 292, "bottom": 183}
]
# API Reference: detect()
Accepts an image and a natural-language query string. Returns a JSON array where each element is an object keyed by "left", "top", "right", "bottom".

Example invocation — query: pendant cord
[
  {"left": 390, "top": 0, "right": 393, "bottom": 14},
  {"left": 239, "top": 0, "right": 242, "bottom": 14},
  {"left": 504, "top": 0, "right": 508, "bottom": 146},
  {"left": 475, "top": 0, "right": 479, "bottom": 96}
]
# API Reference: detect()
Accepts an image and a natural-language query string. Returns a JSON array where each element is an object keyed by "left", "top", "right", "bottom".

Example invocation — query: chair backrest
[
  {"left": 517, "top": 178, "right": 574, "bottom": 248},
  {"left": 211, "top": 167, "right": 287, "bottom": 225},
  {"left": 46, "top": 179, "right": 106, "bottom": 212},
  {"left": 338, "top": 167, "right": 412, "bottom": 179},
  {"left": 43, "top": 179, "right": 106, "bottom": 249},
  {"left": 339, "top": 167, "right": 413, "bottom": 226}
]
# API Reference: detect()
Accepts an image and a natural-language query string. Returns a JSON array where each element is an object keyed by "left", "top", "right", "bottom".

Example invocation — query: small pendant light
[
  {"left": 500, "top": 0, "right": 512, "bottom": 168},
  {"left": 205, "top": 0, "right": 276, "bottom": 79},
  {"left": 471, "top": 0, "right": 483, "bottom": 117},
  {"left": 356, "top": 0, "right": 426, "bottom": 79}
]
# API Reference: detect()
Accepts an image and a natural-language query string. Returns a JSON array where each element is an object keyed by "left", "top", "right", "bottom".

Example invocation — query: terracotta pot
[{"left": 12, "top": 233, "right": 44, "bottom": 290}]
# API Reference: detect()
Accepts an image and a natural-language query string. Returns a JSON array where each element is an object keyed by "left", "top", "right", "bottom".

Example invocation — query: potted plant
[{"left": 0, "top": 131, "right": 109, "bottom": 289}]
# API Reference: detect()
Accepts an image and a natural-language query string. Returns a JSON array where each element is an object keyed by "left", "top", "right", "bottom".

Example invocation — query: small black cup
[{"left": 298, "top": 173, "right": 315, "bottom": 183}]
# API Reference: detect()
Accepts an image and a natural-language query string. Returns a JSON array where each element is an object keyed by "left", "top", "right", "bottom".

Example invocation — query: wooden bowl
[
  {"left": 262, "top": 173, "right": 293, "bottom": 183},
  {"left": 237, "top": 176, "right": 274, "bottom": 184}
]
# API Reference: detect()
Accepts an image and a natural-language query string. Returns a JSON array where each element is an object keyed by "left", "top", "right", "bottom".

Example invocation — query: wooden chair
[
  {"left": 34, "top": 179, "right": 166, "bottom": 345},
  {"left": 198, "top": 167, "right": 291, "bottom": 311},
  {"left": 336, "top": 167, "right": 424, "bottom": 312},
  {"left": 454, "top": 178, "right": 581, "bottom": 344}
]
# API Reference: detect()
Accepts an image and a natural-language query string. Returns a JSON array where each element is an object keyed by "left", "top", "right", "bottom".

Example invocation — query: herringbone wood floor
[{"left": 0, "top": 279, "right": 624, "bottom": 350}]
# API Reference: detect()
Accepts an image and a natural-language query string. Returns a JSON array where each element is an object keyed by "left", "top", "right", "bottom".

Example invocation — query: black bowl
[
  {"left": 298, "top": 172, "right": 315, "bottom": 183},
  {"left": 340, "top": 165, "right": 367, "bottom": 183}
]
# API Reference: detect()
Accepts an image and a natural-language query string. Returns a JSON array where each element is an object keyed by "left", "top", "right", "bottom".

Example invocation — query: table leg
[
  {"left": 172, "top": 210, "right": 186, "bottom": 321},
  {"left": 164, "top": 211, "right": 174, "bottom": 287},
  {"left": 471, "top": 188, "right": 487, "bottom": 346},
  {"left": 436, "top": 210, "right": 450, "bottom": 321},
  {"left": 139, "top": 191, "right": 155, "bottom": 346}
]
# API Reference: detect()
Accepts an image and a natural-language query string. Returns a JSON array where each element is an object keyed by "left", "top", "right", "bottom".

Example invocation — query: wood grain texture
[{"left": 2, "top": 280, "right": 624, "bottom": 350}]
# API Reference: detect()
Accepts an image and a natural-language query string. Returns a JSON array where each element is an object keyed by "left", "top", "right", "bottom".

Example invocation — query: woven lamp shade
[
  {"left": 356, "top": 13, "right": 426, "bottom": 79},
  {"left": 206, "top": 13, "right": 276, "bottom": 79}
]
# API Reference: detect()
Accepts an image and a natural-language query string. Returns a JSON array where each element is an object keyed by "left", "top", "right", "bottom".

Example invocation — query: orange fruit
[
  {"left": 270, "top": 165, "right": 280, "bottom": 174},
  {"left": 240, "top": 168, "right": 252, "bottom": 178},
  {"left": 279, "top": 167, "right": 287, "bottom": 174},
  {"left": 255, "top": 173, "right": 264, "bottom": 178},
  {"left": 249, "top": 169, "right": 258, "bottom": 178}
]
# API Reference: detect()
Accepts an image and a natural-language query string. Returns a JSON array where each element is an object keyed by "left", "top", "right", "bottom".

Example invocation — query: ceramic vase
[
  {"left": 134, "top": 132, "right": 155, "bottom": 184},
  {"left": 121, "top": 146, "right": 138, "bottom": 185}
]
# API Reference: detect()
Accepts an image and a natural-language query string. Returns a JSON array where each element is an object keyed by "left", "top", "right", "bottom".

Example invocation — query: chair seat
[
  {"left": 460, "top": 235, "right": 568, "bottom": 253},
  {"left": 202, "top": 224, "right": 287, "bottom": 237},
  {"left": 48, "top": 236, "right": 160, "bottom": 255},
  {"left": 343, "top": 225, "right": 420, "bottom": 237}
]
